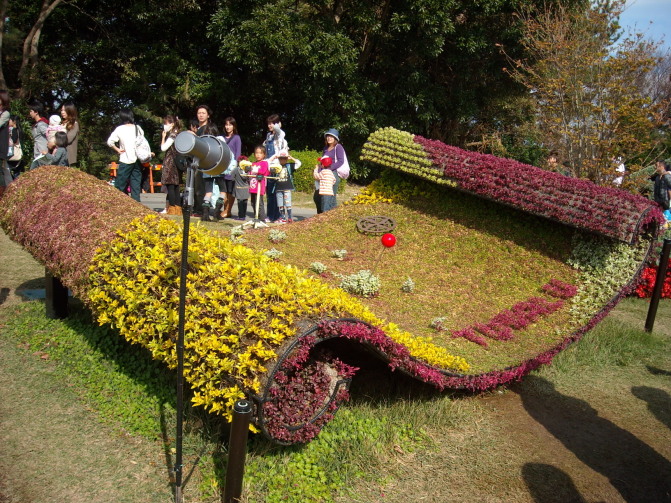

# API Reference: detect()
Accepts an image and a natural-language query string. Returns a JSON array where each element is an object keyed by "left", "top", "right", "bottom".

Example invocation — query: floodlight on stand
[{"left": 174, "top": 132, "right": 232, "bottom": 176}]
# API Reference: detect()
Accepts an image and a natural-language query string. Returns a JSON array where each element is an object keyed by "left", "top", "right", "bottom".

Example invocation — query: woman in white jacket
[{"left": 107, "top": 109, "right": 145, "bottom": 202}]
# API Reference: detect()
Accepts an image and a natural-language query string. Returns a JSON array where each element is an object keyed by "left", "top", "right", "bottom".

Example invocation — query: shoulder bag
[{"left": 134, "top": 125, "right": 152, "bottom": 163}]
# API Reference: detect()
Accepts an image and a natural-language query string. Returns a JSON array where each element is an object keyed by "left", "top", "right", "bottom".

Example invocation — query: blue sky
[{"left": 619, "top": 0, "right": 670, "bottom": 49}]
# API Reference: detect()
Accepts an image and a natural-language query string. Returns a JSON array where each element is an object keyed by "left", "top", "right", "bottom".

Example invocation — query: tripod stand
[{"left": 240, "top": 172, "right": 279, "bottom": 229}]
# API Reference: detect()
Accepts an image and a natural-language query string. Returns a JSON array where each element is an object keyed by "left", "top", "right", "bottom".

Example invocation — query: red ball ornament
[{"left": 381, "top": 233, "right": 396, "bottom": 248}]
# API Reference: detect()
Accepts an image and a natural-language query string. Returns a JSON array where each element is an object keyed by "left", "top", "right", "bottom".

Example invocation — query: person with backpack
[{"left": 107, "top": 109, "right": 148, "bottom": 202}]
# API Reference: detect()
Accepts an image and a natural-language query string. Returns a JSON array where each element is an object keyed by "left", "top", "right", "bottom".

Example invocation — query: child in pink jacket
[{"left": 249, "top": 145, "right": 270, "bottom": 221}]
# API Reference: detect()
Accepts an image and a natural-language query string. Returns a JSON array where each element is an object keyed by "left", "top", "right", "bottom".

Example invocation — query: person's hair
[
  {"left": 196, "top": 105, "right": 219, "bottom": 135},
  {"left": 164, "top": 114, "right": 182, "bottom": 135},
  {"left": 254, "top": 144, "right": 266, "bottom": 154},
  {"left": 28, "top": 100, "right": 44, "bottom": 116},
  {"left": 190, "top": 118, "right": 199, "bottom": 131},
  {"left": 9, "top": 115, "right": 21, "bottom": 129},
  {"left": 266, "top": 114, "right": 280, "bottom": 124},
  {"left": 324, "top": 135, "right": 340, "bottom": 147},
  {"left": 61, "top": 101, "right": 78, "bottom": 130},
  {"left": 223, "top": 116, "right": 238, "bottom": 136},
  {"left": 0, "top": 90, "right": 10, "bottom": 111},
  {"left": 54, "top": 131, "right": 68, "bottom": 148},
  {"left": 657, "top": 160, "right": 669, "bottom": 170},
  {"left": 118, "top": 109, "right": 135, "bottom": 125}
]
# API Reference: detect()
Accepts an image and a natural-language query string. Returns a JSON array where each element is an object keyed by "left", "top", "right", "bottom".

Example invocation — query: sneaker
[
  {"left": 277, "top": 218, "right": 287, "bottom": 224},
  {"left": 287, "top": 219, "right": 293, "bottom": 224},
  {"left": 159, "top": 208, "right": 168, "bottom": 214},
  {"left": 264, "top": 218, "right": 271, "bottom": 223}
]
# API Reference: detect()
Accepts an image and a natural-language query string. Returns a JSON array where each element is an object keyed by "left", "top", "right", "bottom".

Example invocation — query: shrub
[
  {"left": 430, "top": 317, "right": 449, "bottom": 331},
  {"left": 331, "top": 249, "right": 347, "bottom": 260},
  {"left": 361, "top": 127, "right": 665, "bottom": 244},
  {"left": 291, "top": 149, "right": 321, "bottom": 193},
  {"left": 337, "top": 270, "right": 381, "bottom": 297},
  {"left": 264, "top": 248, "right": 284, "bottom": 260},
  {"left": 401, "top": 277, "right": 415, "bottom": 293},
  {"left": 0, "top": 166, "right": 149, "bottom": 297},
  {"left": 268, "top": 229, "right": 287, "bottom": 243},
  {"left": 309, "top": 262, "right": 328, "bottom": 274},
  {"left": 635, "top": 263, "right": 671, "bottom": 299}
]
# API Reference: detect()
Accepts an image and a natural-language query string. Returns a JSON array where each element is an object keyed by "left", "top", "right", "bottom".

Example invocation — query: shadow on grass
[
  {"left": 515, "top": 375, "right": 671, "bottom": 503},
  {"left": 646, "top": 365, "right": 671, "bottom": 377},
  {"left": 522, "top": 463, "right": 585, "bottom": 503},
  {"left": 632, "top": 386, "right": 671, "bottom": 432}
]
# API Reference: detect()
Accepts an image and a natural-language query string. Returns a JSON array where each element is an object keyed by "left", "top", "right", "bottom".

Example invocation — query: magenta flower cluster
[
  {"left": 412, "top": 135, "right": 664, "bottom": 244},
  {"left": 261, "top": 335, "right": 358, "bottom": 444},
  {"left": 319, "top": 320, "right": 451, "bottom": 389},
  {"left": 542, "top": 278, "right": 579, "bottom": 299},
  {"left": 450, "top": 294, "right": 566, "bottom": 347}
]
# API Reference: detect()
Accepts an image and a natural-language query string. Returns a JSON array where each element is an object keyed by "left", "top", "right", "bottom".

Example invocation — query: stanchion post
[
  {"left": 174, "top": 163, "right": 197, "bottom": 503},
  {"left": 45, "top": 268, "right": 68, "bottom": 319},
  {"left": 223, "top": 399, "right": 252, "bottom": 503},
  {"left": 645, "top": 238, "right": 671, "bottom": 332}
]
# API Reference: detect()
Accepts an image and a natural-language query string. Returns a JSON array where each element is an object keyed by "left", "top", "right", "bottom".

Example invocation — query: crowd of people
[
  {"left": 0, "top": 94, "right": 79, "bottom": 197},
  {"left": 0, "top": 97, "right": 347, "bottom": 221},
  {"left": 106, "top": 105, "right": 348, "bottom": 222}
]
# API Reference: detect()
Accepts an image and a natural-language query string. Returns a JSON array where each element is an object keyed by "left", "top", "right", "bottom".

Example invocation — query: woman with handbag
[
  {"left": 8, "top": 116, "right": 24, "bottom": 179},
  {"left": 60, "top": 102, "right": 80, "bottom": 167},
  {"left": 220, "top": 117, "right": 242, "bottom": 219},
  {"left": 313, "top": 128, "right": 348, "bottom": 213},
  {"left": 107, "top": 109, "right": 145, "bottom": 202},
  {"left": 0, "top": 91, "right": 12, "bottom": 193}
]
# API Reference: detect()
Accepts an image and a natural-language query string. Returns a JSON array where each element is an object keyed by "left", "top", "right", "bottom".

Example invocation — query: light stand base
[{"left": 241, "top": 219, "right": 269, "bottom": 229}]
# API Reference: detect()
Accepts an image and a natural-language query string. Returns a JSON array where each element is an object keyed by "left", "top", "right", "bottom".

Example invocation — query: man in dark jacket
[{"left": 651, "top": 160, "right": 671, "bottom": 210}]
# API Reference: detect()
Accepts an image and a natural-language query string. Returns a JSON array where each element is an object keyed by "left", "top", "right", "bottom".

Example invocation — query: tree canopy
[{"left": 2, "top": 0, "right": 666, "bottom": 186}]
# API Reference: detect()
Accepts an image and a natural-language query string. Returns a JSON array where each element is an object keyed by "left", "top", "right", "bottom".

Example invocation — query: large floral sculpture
[{"left": 0, "top": 127, "right": 664, "bottom": 444}]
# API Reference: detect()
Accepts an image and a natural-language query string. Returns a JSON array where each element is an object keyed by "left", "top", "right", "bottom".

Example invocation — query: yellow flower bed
[{"left": 87, "top": 215, "right": 469, "bottom": 420}]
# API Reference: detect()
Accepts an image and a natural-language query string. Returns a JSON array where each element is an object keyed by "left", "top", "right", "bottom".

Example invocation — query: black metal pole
[
  {"left": 223, "top": 400, "right": 252, "bottom": 503},
  {"left": 645, "top": 238, "right": 671, "bottom": 332},
  {"left": 45, "top": 268, "right": 68, "bottom": 319},
  {"left": 175, "top": 164, "right": 197, "bottom": 503}
]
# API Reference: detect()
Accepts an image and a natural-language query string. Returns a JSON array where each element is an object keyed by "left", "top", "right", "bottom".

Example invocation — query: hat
[
  {"left": 324, "top": 128, "right": 340, "bottom": 142},
  {"left": 319, "top": 156, "right": 333, "bottom": 167},
  {"left": 278, "top": 149, "right": 289, "bottom": 157}
]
